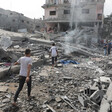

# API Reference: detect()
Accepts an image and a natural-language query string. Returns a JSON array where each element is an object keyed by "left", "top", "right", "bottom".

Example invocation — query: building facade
[{"left": 42, "top": 0, "right": 105, "bottom": 32}]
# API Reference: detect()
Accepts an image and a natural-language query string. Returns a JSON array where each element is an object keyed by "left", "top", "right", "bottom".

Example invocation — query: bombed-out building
[
  {"left": 0, "top": 8, "right": 44, "bottom": 32},
  {"left": 42, "top": 0, "right": 105, "bottom": 32}
]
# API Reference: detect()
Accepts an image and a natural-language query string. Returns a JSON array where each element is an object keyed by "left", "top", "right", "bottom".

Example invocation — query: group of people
[
  {"left": 103, "top": 40, "right": 112, "bottom": 56},
  {"left": 12, "top": 43, "right": 58, "bottom": 106}
]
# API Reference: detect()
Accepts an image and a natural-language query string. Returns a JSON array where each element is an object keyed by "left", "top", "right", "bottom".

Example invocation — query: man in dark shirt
[{"left": 107, "top": 40, "right": 111, "bottom": 55}]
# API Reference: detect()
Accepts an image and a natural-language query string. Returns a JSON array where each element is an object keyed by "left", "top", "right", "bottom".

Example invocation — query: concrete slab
[
  {"left": 100, "top": 82, "right": 112, "bottom": 112},
  {"left": 94, "top": 77, "right": 111, "bottom": 83},
  {"left": 0, "top": 83, "right": 5, "bottom": 86},
  {"left": 0, "top": 86, "right": 8, "bottom": 92},
  {"left": 0, "top": 65, "right": 20, "bottom": 79},
  {"left": 30, "top": 38, "right": 54, "bottom": 45}
]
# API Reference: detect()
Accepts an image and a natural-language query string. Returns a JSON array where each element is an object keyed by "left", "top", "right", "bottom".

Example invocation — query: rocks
[
  {"left": 0, "top": 104, "right": 6, "bottom": 108},
  {"left": 55, "top": 96, "right": 62, "bottom": 103},
  {"left": 0, "top": 86, "right": 8, "bottom": 92},
  {"left": 2, "top": 99, "right": 10, "bottom": 103},
  {"left": 107, "top": 61, "right": 112, "bottom": 68}
]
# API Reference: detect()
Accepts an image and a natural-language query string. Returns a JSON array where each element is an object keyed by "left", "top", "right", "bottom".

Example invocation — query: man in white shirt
[
  {"left": 12, "top": 49, "right": 32, "bottom": 106},
  {"left": 50, "top": 43, "right": 58, "bottom": 67}
]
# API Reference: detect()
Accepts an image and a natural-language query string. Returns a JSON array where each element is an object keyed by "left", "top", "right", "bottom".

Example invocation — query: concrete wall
[
  {"left": 45, "top": 7, "right": 58, "bottom": 19},
  {"left": 73, "top": 3, "right": 97, "bottom": 22}
]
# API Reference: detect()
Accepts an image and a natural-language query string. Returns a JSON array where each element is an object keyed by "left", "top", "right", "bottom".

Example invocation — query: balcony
[
  {"left": 44, "top": 15, "right": 70, "bottom": 23},
  {"left": 42, "top": 1, "right": 71, "bottom": 9},
  {"left": 42, "top": 3, "right": 57, "bottom": 8}
]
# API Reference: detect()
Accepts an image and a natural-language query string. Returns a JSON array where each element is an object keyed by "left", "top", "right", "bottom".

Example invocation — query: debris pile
[{"left": 0, "top": 28, "right": 111, "bottom": 112}]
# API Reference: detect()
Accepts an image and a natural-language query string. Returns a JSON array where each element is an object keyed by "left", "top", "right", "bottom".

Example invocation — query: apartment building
[{"left": 42, "top": 0, "right": 105, "bottom": 32}]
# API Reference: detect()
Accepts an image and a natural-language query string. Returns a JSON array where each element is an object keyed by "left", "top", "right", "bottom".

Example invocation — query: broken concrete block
[
  {"left": 56, "top": 71, "right": 60, "bottom": 74},
  {"left": 100, "top": 82, "right": 112, "bottom": 112},
  {"left": 95, "top": 68, "right": 105, "bottom": 75},
  {"left": 45, "top": 55, "right": 49, "bottom": 59},
  {"left": 78, "top": 95, "right": 85, "bottom": 106},
  {"left": 90, "top": 90, "right": 105, "bottom": 104},
  {"left": 63, "top": 77, "right": 73, "bottom": 82},
  {"left": 0, "top": 36, "right": 12, "bottom": 50},
  {"left": 0, "top": 104, "right": 6, "bottom": 108},
  {"left": 57, "top": 64, "right": 63, "bottom": 67},
  {"left": 0, "top": 65, "right": 20, "bottom": 79},
  {"left": 2, "top": 98, "right": 10, "bottom": 103},
  {"left": 46, "top": 104, "right": 56, "bottom": 112},
  {"left": 0, "top": 86, "right": 8, "bottom": 92},
  {"left": 107, "top": 70, "right": 112, "bottom": 75},
  {"left": 14, "top": 45, "right": 20, "bottom": 49},
  {"left": 94, "top": 77, "right": 111, "bottom": 84},
  {"left": 55, "top": 97, "right": 62, "bottom": 103},
  {"left": 107, "top": 61, "right": 112, "bottom": 68}
]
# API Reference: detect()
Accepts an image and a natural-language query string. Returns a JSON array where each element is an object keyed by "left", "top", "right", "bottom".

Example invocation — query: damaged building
[
  {"left": 42, "top": 0, "right": 105, "bottom": 32},
  {"left": 0, "top": 8, "right": 44, "bottom": 32},
  {"left": 99, "top": 14, "right": 112, "bottom": 39}
]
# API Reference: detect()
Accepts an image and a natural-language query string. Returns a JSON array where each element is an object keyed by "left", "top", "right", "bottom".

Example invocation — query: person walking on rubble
[
  {"left": 50, "top": 43, "right": 58, "bottom": 67},
  {"left": 107, "top": 40, "right": 111, "bottom": 55},
  {"left": 12, "top": 49, "right": 32, "bottom": 106},
  {"left": 103, "top": 40, "right": 108, "bottom": 56}
]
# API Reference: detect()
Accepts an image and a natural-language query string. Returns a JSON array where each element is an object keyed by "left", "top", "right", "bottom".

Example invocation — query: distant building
[
  {"left": 42, "top": 0, "right": 105, "bottom": 32},
  {"left": 0, "top": 8, "right": 44, "bottom": 32}
]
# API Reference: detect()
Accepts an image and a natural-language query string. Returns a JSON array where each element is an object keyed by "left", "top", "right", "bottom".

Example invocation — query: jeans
[
  {"left": 108, "top": 48, "right": 111, "bottom": 55},
  {"left": 104, "top": 49, "right": 107, "bottom": 56},
  {"left": 14, "top": 76, "right": 31, "bottom": 102}
]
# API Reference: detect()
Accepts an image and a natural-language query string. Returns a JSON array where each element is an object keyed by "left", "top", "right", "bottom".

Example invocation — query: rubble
[
  {"left": 0, "top": 20, "right": 112, "bottom": 112},
  {"left": 0, "top": 36, "right": 12, "bottom": 51}
]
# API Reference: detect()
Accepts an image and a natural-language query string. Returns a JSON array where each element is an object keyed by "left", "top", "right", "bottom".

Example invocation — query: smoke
[
  {"left": 63, "top": 0, "right": 99, "bottom": 54},
  {"left": 70, "top": 0, "right": 84, "bottom": 29}
]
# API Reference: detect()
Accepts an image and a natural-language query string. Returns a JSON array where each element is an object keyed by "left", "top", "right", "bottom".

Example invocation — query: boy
[
  {"left": 107, "top": 40, "right": 111, "bottom": 55},
  {"left": 12, "top": 49, "right": 32, "bottom": 106},
  {"left": 50, "top": 43, "right": 58, "bottom": 67}
]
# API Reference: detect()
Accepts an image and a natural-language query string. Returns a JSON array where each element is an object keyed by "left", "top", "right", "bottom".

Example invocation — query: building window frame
[
  {"left": 50, "top": 11, "right": 56, "bottom": 15},
  {"left": 64, "top": 10, "right": 70, "bottom": 14},
  {"left": 82, "top": 9, "right": 89, "bottom": 14}
]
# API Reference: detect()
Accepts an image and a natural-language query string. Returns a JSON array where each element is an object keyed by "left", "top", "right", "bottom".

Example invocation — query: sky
[{"left": 0, "top": 0, "right": 112, "bottom": 19}]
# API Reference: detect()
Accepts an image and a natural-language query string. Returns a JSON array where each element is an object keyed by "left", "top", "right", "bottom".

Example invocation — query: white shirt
[
  {"left": 17, "top": 56, "right": 32, "bottom": 77},
  {"left": 50, "top": 46, "right": 57, "bottom": 57}
]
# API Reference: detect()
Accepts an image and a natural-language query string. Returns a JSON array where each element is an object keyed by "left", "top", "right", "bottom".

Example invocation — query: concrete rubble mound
[
  {"left": 0, "top": 36, "right": 12, "bottom": 51},
  {"left": 0, "top": 28, "right": 111, "bottom": 112}
]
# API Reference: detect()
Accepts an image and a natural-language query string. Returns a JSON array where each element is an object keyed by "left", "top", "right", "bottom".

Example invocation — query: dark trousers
[
  {"left": 14, "top": 76, "right": 31, "bottom": 102},
  {"left": 108, "top": 48, "right": 111, "bottom": 55},
  {"left": 52, "top": 56, "right": 57, "bottom": 65}
]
